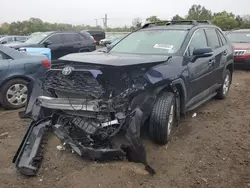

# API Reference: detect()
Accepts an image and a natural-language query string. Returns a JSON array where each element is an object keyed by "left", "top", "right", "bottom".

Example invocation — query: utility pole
[
  {"left": 94, "top": 19, "right": 98, "bottom": 26},
  {"left": 102, "top": 14, "right": 108, "bottom": 29}
]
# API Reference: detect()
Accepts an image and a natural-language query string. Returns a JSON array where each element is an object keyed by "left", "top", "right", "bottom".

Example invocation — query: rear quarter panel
[{"left": 0, "top": 56, "right": 48, "bottom": 87}]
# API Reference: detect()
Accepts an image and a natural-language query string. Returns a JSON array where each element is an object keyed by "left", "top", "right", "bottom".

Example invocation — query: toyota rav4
[{"left": 13, "top": 20, "right": 234, "bottom": 176}]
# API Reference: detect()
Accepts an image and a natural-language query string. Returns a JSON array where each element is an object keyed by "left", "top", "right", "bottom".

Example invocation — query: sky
[{"left": 0, "top": 0, "right": 250, "bottom": 27}]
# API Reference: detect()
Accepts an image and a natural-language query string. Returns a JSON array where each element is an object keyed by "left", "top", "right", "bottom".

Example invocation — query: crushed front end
[{"left": 13, "top": 59, "right": 171, "bottom": 176}]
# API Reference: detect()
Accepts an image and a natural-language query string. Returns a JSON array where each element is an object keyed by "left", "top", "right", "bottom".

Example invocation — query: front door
[
  {"left": 186, "top": 29, "right": 215, "bottom": 106},
  {"left": 44, "top": 34, "right": 64, "bottom": 60}
]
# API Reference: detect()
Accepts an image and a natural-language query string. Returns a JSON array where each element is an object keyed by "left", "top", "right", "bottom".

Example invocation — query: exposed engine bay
[{"left": 13, "top": 59, "right": 180, "bottom": 176}]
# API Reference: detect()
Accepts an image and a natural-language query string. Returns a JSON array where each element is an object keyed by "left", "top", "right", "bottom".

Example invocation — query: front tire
[
  {"left": 0, "top": 78, "right": 28, "bottom": 109},
  {"left": 216, "top": 69, "right": 231, "bottom": 99},
  {"left": 149, "top": 92, "right": 175, "bottom": 145}
]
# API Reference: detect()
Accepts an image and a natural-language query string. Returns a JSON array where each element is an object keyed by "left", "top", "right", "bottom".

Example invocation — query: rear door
[
  {"left": 204, "top": 28, "right": 227, "bottom": 88},
  {"left": 214, "top": 29, "right": 231, "bottom": 84},
  {"left": 61, "top": 33, "right": 85, "bottom": 54},
  {"left": 186, "top": 29, "right": 215, "bottom": 105}
]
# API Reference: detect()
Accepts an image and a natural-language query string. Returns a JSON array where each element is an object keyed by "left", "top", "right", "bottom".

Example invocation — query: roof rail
[{"left": 142, "top": 20, "right": 211, "bottom": 29}]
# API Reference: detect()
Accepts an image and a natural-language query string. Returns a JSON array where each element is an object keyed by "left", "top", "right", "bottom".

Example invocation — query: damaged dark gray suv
[{"left": 13, "top": 20, "right": 234, "bottom": 176}]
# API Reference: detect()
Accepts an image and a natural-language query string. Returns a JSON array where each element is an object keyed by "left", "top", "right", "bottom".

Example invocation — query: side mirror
[
  {"left": 191, "top": 47, "right": 213, "bottom": 62},
  {"left": 43, "top": 40, "right": 52, "bottom": 47}
]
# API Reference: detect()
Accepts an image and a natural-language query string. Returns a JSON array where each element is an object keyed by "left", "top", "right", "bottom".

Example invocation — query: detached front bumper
[{"left": 14, "top": 82, "right": 156, "bottom": 176}]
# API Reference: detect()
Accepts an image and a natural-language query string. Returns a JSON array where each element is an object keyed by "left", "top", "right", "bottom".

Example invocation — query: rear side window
[
  {"left": 61, "top": 34, "right": 74, "bottom": 43},
  {"left": 187, "top": 29, "right": 208, "bottom": 56},
  {"left": 7, "top": 37, "right": 14, "bottom": 42},
  {"left": 46, "top": 34, "right": 62, "bottom": 44},
  {"left": 16, "top": 37, "right": 27, "bottom": 42},
  {"left": 205, "top": 29, "right": 220, "bottom": 49},
  {"left": 61, "top": 33, "right": 82, "bottom": 43},
  {"left": 216, "top": 30, "right": 227, "bottom": 46},
  {"left": 80, "top": 32, "right": 92, "bottom": 40},
  {"left": 73, "top": 34, "right": 81, "bottom": 41}
]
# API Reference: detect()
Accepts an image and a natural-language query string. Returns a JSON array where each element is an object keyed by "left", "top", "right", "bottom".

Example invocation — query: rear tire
[
  {"left": 149, "top": 92, "right": 175, "bottom": 145},
  {"left": 216, "top": 69, "right": 231, "bottom": 100},
  {"left": 0, "top": 78, "right": 28, "bottom": 109}
]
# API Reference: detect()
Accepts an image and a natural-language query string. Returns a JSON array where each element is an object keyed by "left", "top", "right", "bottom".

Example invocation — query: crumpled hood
[
  {"left": 59, "top": 52, "right": 170, "bottom": 67},
  {"left": 232, "top": 43, "right": 250, "bottom": 50}
]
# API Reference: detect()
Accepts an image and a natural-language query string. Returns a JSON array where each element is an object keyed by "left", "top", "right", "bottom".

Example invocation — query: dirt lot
[{"left": 0, "top": 71, "right": 250, "bottom": 188}]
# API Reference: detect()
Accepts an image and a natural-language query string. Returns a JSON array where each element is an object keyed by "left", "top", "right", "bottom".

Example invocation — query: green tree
[
  {"left": 172, "top": 14, "right": 184, "bottom": 21},
  {"left": 241, "top": 15, "right": 250, "bottom": 28},
  {"left": 146, "top": 16, "right": 161, "bottom": 23},
  {"left": 186, "top": 4, "right": 212, "bottom": 20},
  {"left": 132, "top": 17, "right": 142, "bottom": 29},
  {"left": 212, "top": 14, "right": 239, "bottom": 30}
]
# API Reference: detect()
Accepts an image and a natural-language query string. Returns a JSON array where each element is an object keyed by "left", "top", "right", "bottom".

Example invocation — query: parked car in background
[
  {"left": 7, "top": 31, "right": 96, "bottom": 60},
  {"left": 227, "top": 29, "right": 250, "bottom": 69},
  {"left": 0, "top": 36, "right": 28, "bottom": 44},
  {"left": 82, "top": 30, "right": 105, "bottom": 44},
  {"left": 0, "top": 46, "right": 50, "bottom": 109},
  {"left": 96, "top": 36, "right": 123, "bottom": 52},
  {"left": 29, "top": 32, "right": 41, "bottom": 37},
  {"left": 99, "top": 35, "right": 124, "bottom": 46}
]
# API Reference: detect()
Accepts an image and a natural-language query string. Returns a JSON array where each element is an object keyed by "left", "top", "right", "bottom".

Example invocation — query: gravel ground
[{"left": 0, "top": 71, "right": 249, "bottom": 188}]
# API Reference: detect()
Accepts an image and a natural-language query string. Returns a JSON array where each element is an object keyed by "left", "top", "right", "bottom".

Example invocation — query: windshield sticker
[{"left": 153, "top": 44, "right": 173, "bottom": 50}]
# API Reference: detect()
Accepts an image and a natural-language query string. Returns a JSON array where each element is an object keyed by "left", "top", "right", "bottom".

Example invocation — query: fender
[
  {"left": 172, "top": 78, "right": 187, "bottom": 114},
  {"left": 223, "top": 60, "right": 234, "bottom": 80}
]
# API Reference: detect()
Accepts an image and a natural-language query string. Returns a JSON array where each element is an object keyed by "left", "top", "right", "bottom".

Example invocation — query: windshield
[
  {"left": 227, "top": 32, "right": 250, "bottom": 43},
  {"left": 110, "top": 29, "right": 187, "bottom": 54},
  {"left": 25, "top": 32, "right": 51, "bottom": 43}
]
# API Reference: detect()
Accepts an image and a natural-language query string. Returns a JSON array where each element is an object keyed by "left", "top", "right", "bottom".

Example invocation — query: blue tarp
[{"left": 20, "top": 47, "right": 51, "bottom": 61}]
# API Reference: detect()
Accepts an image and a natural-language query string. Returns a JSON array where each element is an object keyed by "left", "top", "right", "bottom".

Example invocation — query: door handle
[
  {"left": 222, "top": 50, "right": 228, "bottom": 56},
  {"left": 208, "top": 59, "right": 215, "bottom": 66}
]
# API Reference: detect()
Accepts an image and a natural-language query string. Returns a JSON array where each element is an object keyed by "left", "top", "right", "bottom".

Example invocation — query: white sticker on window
[{"left": 153, "top": 44, "right": 173, "bottom": 50}]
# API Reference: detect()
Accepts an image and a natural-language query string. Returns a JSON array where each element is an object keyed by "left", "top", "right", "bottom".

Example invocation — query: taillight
[
  {"left": 93, "top": 40, "right": 97, "bottom": 45},
  {"left": 42, "top": 60, "right": 51, "bottom": 69}
]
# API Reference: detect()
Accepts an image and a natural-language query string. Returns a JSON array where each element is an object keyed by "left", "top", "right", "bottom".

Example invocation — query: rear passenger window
[
  {"left": 217, "top": 30, "right": 227, "bottom": 46},
  {"left": 62, "top": 34, "right": 75, "bottom": 43},
  {"left": 7, "top": 37, "right": 14, "bottom": 42},
  {"left": 73, "top": 34, "right": 81, "bottom": 41},
  {"left": 205, "top": 29, "right": 220, "bottom": 49},
  {"left": 187, "top": 29, "right": 208, "bottom": 56}
]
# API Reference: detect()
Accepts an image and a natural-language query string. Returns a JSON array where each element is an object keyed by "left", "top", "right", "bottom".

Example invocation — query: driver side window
[
  {"left": 45, "top": 34, "right": 61, "bottom": 44},
  {"left": 187, "top": 29, "right": 208, "bottom": 56}
]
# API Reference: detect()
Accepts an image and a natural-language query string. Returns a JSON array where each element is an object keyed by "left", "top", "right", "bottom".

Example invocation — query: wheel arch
[
  {"left": 157, "top": 78, "right": 187, "bottom": 115},
  {"left": 0, "top": 75, "right": 32, "bottom": 89},
  {"left": 225, "top": 63, "right": 234, "bottom": 84}
]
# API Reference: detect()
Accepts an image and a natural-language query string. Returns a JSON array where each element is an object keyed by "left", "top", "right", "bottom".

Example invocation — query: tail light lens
[
  {"left": 42, "top": 60, "right": 51, "bottom": 69},
  {"left": 93, "top": 40, "right": 97, "bottom": 45}
]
